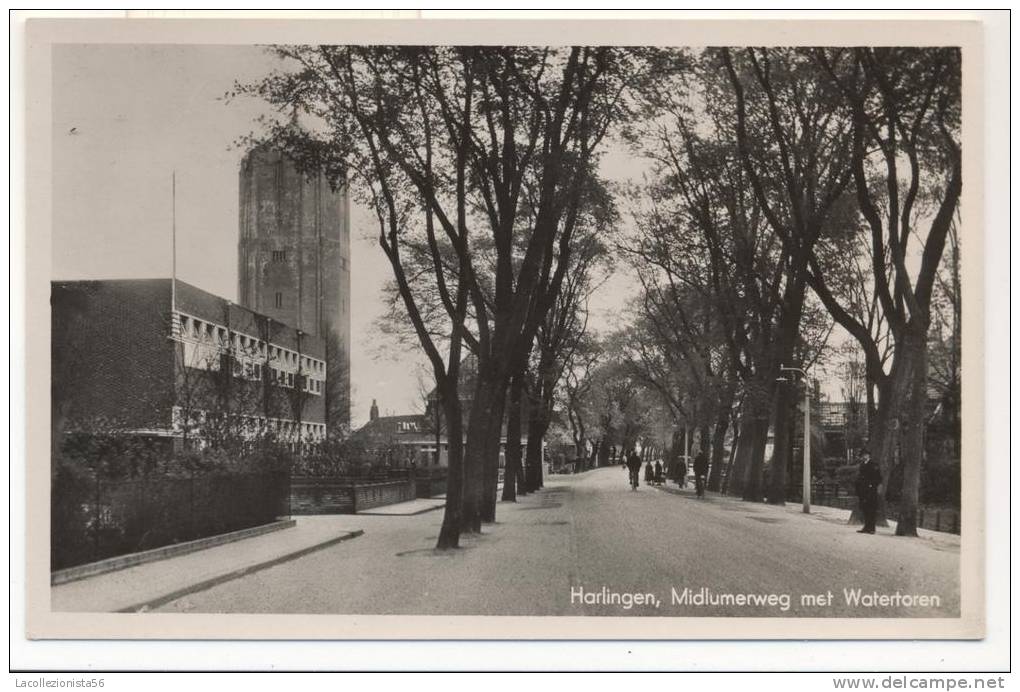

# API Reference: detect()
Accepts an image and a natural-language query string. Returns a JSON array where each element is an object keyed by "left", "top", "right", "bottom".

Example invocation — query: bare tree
[
  {"left": 809, "top": 47, "right": 961, "bottom": 535},
  {"left": 238, "top": 46, "right": 644, "bottom": 544},
  {"left": 718, "top": 47, "right": 855, "bottom": 504},
  {"left": 560, "top": 335, "right": 602, "bottom": 463}
]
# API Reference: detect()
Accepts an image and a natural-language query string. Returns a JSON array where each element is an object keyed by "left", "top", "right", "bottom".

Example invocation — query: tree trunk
[
  {"left": 894, "top": 357, "right": 927, "bottom": 536},
  {"left": 722, "top": 420, "right": 740, "bottom": 494},
  {"left": 501, "top": 373, "right": 525, "bottom": 502},
  {"left": 436, "top": 391, "right": 464, "bottom": 549},
  {"left": 852, "top": 332, "right": 926, "bottom": 526},
  {"left": 462, "top": 371, "right": 504, "bottom": 533},
  {"left": 597, "top": 437, "right": 610, "bottom": 467},
  {"left": 707, "top": 407, "right": 730, "bottom": 492},
  {"left": 740, "top": 376, "right": 775, "bottom": 503},
  {"left": 767, "top": 384, "right": 797, "bottom": 505},
  {"left": 852, "top": 330, "right": 927, "bottom": 531},
  {"left": 743, "top": 416, "right": 770, "bottom": 502},
  {"left": 728, "top": 404, "right": 757, "bottom": 497},
  {"left": 574, "top": 428, "right": 586, "bottom": 461},
  {"left": 524, "top": 414, "right": 547, "bottom": 492},
  {"left": 480, "top": 386, "right": 508, "bottom": 523},
  {"left": 698, "top": 423, "right": 710, "bottom": 461}
]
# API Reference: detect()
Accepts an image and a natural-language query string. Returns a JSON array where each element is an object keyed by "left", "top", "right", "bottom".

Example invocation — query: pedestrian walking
[
  {"left": 654, "top": 459, "right": 663, "bottom": 484},
  {"left": 693, "top": 450, "right": 708, "bottom": 498},
  {"left": 677, "top": 458, "right": 688, "bottom": 488},
  {"left": 626, "top": 450, "right": 642, "bottom": 490},
  {"left": 855, "top": 452, "right": 883, "bottom": 534},
  {"left": 644, "top": 460, "right": 655, "bottom": 484}
]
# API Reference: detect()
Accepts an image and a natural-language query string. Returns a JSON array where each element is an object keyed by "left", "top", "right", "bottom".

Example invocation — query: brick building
[
  {"left": 818, "top": 400, "right": 870, "bottom": 465},
  {"left": 237, "top": 145, "right": 351, "bottom": 427},
  {"left": 354, "top": 406, "right": 440, "bottom": 469},
  {"left": 353, "top": 387, "right": 538, "bottom": 473},
  {"left": 52, "top": 278, "right": 326, "bottom": 450}
]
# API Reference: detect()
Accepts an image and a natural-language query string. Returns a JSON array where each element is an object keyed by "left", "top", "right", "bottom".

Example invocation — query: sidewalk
[
  {"left": 654, "top": 483, "right": 961, "bottom": 550},
  {"left": 776, "top": 499, "right": 961, "bottom": 550},
  {"left": 357, "top": 497, "right": 445, "bottom": 515},
  {"left": 51, "top": 516, "right": 364, "bottom": 613},
  {"left": 148, "top": 467, "right": 961, "bottom": 619}
]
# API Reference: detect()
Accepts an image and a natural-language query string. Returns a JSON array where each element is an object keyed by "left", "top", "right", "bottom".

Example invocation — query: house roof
[{"left": 354, "top": 414, "right": 432, "bottom": 440}]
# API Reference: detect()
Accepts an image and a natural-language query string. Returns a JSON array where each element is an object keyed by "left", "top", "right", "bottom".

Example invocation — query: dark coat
[
  {"left": 693, "top": 452, "right": 708, "bottom": 477},
  {"left": 855, "top": 460, "right": 883, "bottom": 499}
]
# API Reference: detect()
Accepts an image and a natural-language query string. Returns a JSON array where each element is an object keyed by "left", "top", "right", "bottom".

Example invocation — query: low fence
[
  {"left": 793, "top": 483, "right": 960, "bottom": 534},
  {"left": 51, "top": 470, "right": 290, "bottom": 571},
  {"left": 291, "top": 469, "right": 447, "bottom": 514},
  {"left": 905, "top": 506, "right": 961, "bottom": 534}
]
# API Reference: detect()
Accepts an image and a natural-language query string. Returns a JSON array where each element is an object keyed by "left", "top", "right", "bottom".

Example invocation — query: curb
[
  {"left": 51, "top": 519, "right": 297, "bottom": 586},
  {"left": 358, "top": 502, "right": 445, "bottom": 516},
  {"left": 118, "top": 529, "right": 365, "bottom": 613}
]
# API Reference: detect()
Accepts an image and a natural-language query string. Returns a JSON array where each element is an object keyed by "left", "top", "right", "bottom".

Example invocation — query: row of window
[
  {"left": 270, "top": 251, "right": 349, "bottom": 269},
  {"left": 183, "top": 346, "right": 324, "bottom": 396},
  {"left": 172, "top": 407, "right": 326, "bottom": 441},
  {"left": 269, "top": 368, "right": 323, "bottom": 394},
  {"left": 174, "top": 311, "right": 326, "bottom": 376}
]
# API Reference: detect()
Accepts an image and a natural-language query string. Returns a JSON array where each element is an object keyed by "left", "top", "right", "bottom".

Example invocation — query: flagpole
[{"left": 171, "top": 170, "right": 177, "bottom": 312}]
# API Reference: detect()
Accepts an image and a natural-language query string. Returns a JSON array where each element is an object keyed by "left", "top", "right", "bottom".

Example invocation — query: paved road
[{"left": 156, "top": 466, "right": 959, "bottom": 617}]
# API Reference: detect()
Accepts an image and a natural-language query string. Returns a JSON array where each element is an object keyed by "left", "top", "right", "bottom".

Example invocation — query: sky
[
  {"left": 51, "top": 44, "right": 428, "bottom": 425},
  {"left": 51, "top": 44, "right": 860, "bottom": 430},
  {"left": 50, "top": 43, "right": 642, "bottom": 427}
]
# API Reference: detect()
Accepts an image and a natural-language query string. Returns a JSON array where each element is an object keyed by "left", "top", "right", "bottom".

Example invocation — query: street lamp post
[{"left": 778, "top": 364, "right": 811, "bottom": 514}]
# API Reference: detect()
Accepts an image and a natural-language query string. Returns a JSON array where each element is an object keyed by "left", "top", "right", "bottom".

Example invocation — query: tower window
[
  {"left": 274, "top": 292, "right": 283, "bottom": 308},
  {"left": 272, "top": 250, "right": 288, "bottom": 262}
]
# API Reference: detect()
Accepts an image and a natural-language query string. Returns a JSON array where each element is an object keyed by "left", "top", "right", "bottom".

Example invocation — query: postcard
[{"left": 22, "top": 14, "right": 985, "bottom": 641}]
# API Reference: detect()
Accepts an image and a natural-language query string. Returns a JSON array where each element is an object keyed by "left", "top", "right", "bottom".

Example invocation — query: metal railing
[{"left": 789, "top": 482, "right": 960, "bottom": 534}]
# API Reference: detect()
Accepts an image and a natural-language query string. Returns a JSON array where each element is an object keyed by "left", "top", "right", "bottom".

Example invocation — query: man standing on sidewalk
[{"left": 855, "top": 452, "right": 883, "bottom": 534}]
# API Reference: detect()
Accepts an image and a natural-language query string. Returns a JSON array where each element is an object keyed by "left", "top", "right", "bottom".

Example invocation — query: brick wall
[
  {"left": 289, "top": 477, "right": 356, "bottom": 514},
  {"left": 354, "top": 480, "right": 416, "bottom": 511},
  {"left": 52, "top": 280, "right": 176, "bottom": 432},
  {"left": 52, "top": 279, "right": 327, "bottom": 437},
  {"left": 289, "top": 477, "right": 416, "bottom": 514}
]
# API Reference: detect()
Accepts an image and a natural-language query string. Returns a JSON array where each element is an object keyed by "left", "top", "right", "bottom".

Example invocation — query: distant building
[
  {"left": 353, "top": 385, "right": 540, "bottom": 472},
  {"left": 52, "top": 278, "right": 326, "bottom": 451},
  {"left": 818, "top": 400, "right": 869, "bottom": 464},
  {"left": 353, "top": 411, "right": 440, "bottom": 469},
  {"left": 237, "top": 145, "right": 352, "bottom": 427}
]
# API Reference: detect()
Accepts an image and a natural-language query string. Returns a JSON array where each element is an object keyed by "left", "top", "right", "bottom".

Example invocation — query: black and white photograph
[{"left": 20, "top": 14, "right": 993, "bottom": 645}]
